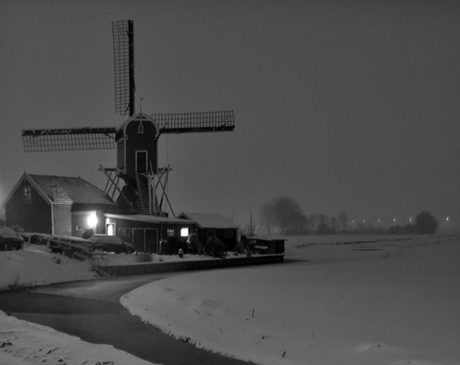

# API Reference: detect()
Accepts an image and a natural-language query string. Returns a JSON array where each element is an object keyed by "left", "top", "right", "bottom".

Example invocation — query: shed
[
  {"left": 177, "top": 212, "right": 239, "bottom": 250},
  {"left": 2, "top": 173, "right": 116, "bottom": 236},
  {"left": 103, "top": 213, "right": 197, "bottom": 253}
]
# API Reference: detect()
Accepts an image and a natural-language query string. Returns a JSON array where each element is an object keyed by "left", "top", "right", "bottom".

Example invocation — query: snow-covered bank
[
  {"left": 0, "top": 244, "right": 98, "bottom": 291},
  {"left": 121, "top": 235, "right": 460, "bottom": 365},
  {"left": 0, "top": 311, "right": 157, "bottom": 365},
  {"left": 0, "top": 243, "right": 213, "bottom": 291},
  {"left": 0, "top": 244, "right": 160, "bottom": 364}
]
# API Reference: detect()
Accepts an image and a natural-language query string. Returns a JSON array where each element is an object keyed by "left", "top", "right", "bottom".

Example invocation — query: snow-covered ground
[
  {"left": 0, "top": 244, "right": 98, "bottom": 290},
  {"left": 0, "top": 244, "right": 161, "bottom": 365},
  {"left": 121, "top": 235, "right": 460, "bottom": 365},
  {"left": 0, "top": 312, "right": 155, "bottom": 365},
  {"left": 1, "top": 235, "right": 460, "bottom": 365}
]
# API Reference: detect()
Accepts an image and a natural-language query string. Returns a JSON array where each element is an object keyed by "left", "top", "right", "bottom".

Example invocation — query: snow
[
  {"left": 0, "top": 244, "right": 159, "bottom": 365},
  {"left": 0, "top": 311, "right": 154, "bottom": 365},
  {"left": 121, "top": 235, "right": 460, "bottom": 365},
  {"left": 1, "top": 235, "right": 460, "bottom": 365},
  {"left": 0, "top": 244, "right": 98, "bottom": 290}
]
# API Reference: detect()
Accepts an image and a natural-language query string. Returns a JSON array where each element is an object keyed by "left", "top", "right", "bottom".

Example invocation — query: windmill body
[
  {"left": 116, "top": 114, "right": 159, "bottom": 178},
  {"left": 22, "top": 20, "right": 235, "bottom": 217}
]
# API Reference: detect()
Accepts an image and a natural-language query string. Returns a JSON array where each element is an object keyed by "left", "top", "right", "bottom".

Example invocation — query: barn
[
  {"left": 177, "top": 212, "right": 239, "bottom": 250},
  {"left": 2, "top": 173, "right": 117, "bottom": 236}
]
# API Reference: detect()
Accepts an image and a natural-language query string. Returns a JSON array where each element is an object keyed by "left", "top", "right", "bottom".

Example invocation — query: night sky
[{"left": 1, "top": 0, "right": 459, "bottom": 230}]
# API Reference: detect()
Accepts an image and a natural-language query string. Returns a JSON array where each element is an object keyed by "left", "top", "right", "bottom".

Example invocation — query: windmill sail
[
  {"left": 155, "top": 110, "right": 235, "bottom": 134},
  {"left": 112, "top": 20, "right": 135, "bottom": 117},
  {"left": 22, "top": 127, "right": 116, "bottom": 152}
]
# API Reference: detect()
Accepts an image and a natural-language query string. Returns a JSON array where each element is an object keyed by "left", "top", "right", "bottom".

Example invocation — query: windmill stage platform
[{"left": 94, "top": 253, "right": 284, "bottom": 277}]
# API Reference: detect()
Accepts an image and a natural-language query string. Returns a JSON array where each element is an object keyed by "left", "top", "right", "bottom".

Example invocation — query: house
[
  {"left": 177, "top": 212, "right": 239, "bottom": 250},
  {"left": 2, "top": 173, "right": 117, "bottom": 236}
]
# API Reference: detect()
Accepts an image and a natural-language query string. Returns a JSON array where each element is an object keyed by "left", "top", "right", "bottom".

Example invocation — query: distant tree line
[{"left": 258, "top": 196, "right": 439, "bottom": 235}]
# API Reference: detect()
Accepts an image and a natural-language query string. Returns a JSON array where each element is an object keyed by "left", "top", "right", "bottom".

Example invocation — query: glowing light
[
  {"left": 180, "top": 227, "right": 189, "bottom": 237},
  {"left": 87, "top": 213, "right": 98, "bottom": 228}
]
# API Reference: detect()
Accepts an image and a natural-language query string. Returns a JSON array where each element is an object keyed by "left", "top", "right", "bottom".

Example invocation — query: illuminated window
[
  {"left": 107, "top": 223, "right": 115, "bottom": 236},
  {"left": 180, "top": 227, "right": 189, "bottom": 237},
  {"left": 167, "top": 228, "right": 175, "bottom": 237},
  {"left": 23, "top": 186, "right": 32, "bottom": 203},
  {"left": 87, "top": 213, "right": 98, "bottom": 228}
]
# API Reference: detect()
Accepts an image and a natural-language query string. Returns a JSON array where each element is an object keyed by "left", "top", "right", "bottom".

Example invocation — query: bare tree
[
  {"left": 317, "top": 213, "right": 330, "bottom": 234},
  {"left": 337, "top": 211, "right": 350, "bottom": 232},
  {"left": 272, "top": 196, "right": 307, "bottom": 235},
  {"left": 259, "top": 201, "right": 275, "bottom": 235},
  {"left": 330, "top": 217, "right": 338, "bottom": 233},
  {"left": 307, "top": 214, "right": 317, "bottom": 233},
  {"left": 260, "top": 196, "right": 307, "bottom": 235}
]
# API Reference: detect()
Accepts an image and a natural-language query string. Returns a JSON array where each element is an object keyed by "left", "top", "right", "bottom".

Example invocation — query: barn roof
[
  {"left": 178, "top": 212, "right": 238, "bottom": 229},
  {"left": 28, "top": 174, "right": 114, "bottom": 205}
]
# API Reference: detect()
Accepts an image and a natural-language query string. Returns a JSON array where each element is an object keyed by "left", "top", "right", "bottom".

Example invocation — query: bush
[
  {"left": 204, "top": 237, "right": 226, "bottom": 258},
  {"left": 187, "top": 234, "right": 202, "bottom": 255},
  {"left": 415, "top": 211, "right": 439, "bottom": 234}
]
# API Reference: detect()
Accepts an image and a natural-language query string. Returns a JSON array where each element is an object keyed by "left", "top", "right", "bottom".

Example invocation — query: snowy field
[
  {"left": 1, "top": 235, "right": 459, "bottom": 365},
  {"left": 121, "top": 235, "right": 460, "bottom": 365}
]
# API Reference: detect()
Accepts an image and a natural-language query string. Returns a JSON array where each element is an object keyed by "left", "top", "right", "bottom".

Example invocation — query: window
[
  {"left": 106, "top": 223, "right": 115, "bottom": 236},
  {"left": 118, "top": 228, "right": 132, "bottom": 239},
  {"left": 138, "top": 124, "right": 144, "bottom": 134},
  {"left": 23, "top": 186, "right": 32, "bottom": 203},
  {"left": 180, "top": 227, "right": 189, "bottom": 237},
  {"left": 167, "top": 228, "right": 175, "bottom": 237},
  {"left": 206, "top": 230, "right": 216, "bottom": 238}
]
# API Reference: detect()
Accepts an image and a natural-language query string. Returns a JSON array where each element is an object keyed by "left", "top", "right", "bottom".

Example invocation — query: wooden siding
[
  {"left": 53, "top": 204, "right": 72, "bottom": 236},
  {"left": 5, "top": 180, "right": 53, "bottom": 233},
  {"left": 104, "top": 215, "right": 196, "bottom": 253}
]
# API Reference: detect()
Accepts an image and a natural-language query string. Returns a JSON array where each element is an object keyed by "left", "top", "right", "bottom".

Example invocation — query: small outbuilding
[
  {"left": 102, "top": 213, "right": 197, "bottom": 253},
  {"left": 177, "top": 212, "right": 239, "bottom": 250}
]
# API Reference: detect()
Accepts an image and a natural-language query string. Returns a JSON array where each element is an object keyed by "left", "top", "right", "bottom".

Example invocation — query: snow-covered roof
[
  {"left": 105, "top": 213, "right": 195, "bottom": 225},
  {"left": 27, "top": 174, "right": 114, "bottom": 205},
  {"left": 179, "top": 212, "right": 238, "bottom": 229}
]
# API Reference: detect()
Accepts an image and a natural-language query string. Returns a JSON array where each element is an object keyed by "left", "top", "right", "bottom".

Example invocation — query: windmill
[{"left": 22, "top": 20, "right": 235, "bottom": 217}]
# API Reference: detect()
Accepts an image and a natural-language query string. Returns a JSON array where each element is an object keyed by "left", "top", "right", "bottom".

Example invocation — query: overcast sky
[{"left": 1, "top": 0, "right": 459, "bottom": 228}]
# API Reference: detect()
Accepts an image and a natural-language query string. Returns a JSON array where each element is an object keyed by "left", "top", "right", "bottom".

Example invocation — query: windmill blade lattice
[
  {"left": 112, "top": 20, "right": 135, "bottom": 117},
  {"left": 22, "top": 127, "right": 116, "bottom": 152},
  {"left": 156, "top": 110, "right": 235, "bottom": 134}
]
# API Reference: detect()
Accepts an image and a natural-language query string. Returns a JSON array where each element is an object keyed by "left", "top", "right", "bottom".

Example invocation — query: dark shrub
[
  {"left": 415, "top": 211, "right": 439, "bottom": 234},
  {"left": 204, "top": 237, "right": 226, "bottom": 258}
]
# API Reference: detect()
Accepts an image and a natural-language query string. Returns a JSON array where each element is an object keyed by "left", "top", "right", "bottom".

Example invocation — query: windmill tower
[{"left": 22, "top": 20, "right": 235, "bottom": 217}]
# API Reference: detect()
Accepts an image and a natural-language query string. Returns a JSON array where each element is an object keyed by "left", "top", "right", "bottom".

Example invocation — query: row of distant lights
[{"left": 351, "top": 216, "right": 451, "bottom": 224}]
